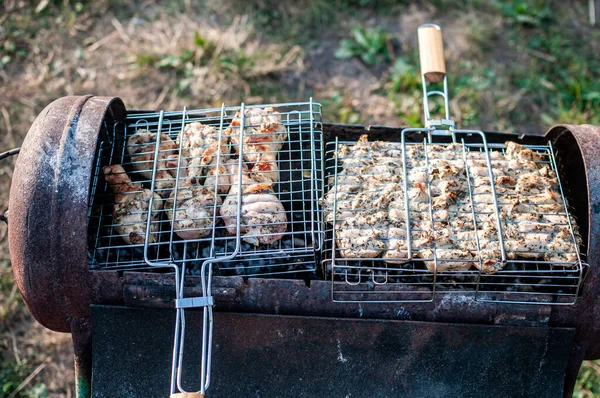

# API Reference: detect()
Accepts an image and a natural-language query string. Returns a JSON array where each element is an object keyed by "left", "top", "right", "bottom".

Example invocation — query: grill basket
[{"left": 87, "top": 101, "right": 323, "bottom": 278}]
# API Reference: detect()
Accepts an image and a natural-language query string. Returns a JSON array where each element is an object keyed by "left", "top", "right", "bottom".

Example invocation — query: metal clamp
[{"left": 175, "top": 296, "right": 214, "bottom": 309}]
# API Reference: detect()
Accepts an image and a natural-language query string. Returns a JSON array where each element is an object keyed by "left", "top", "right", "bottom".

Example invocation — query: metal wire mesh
[
  {"left": 87, "top": 101, "right": 323, "bottom": 277},
  {"left": 323, "top": 129, "right": 585, "bottom": 304}
]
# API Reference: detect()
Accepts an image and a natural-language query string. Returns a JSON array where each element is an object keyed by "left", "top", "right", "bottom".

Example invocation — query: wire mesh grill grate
[
  {"left": 87, "top": 101, "right": 323, "bottom": 277},
  {"left": 323, "top": 129, "right": 585, "bottom": 304}
]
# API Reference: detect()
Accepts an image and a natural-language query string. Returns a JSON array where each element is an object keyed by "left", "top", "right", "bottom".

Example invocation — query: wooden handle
[
  {"left": 418, "top": 24, "right": 446, "bottom": 83},
  {"left": 170, "top": 393, "right": 204, "bottom": 398}
]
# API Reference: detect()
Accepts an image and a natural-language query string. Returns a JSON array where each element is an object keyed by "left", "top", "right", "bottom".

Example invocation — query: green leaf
[
  {"left": 335, "top": 41, "right": 357, "bottom": 59},
  {"left": 393, "top": 58, "right": 412, "bottom": 74},
  {"left": 194, "top": 31, "right": 206, "bottom": 48},
  {"left": 361, "top": 52, "right": 377, "bottom": 65},
  {"left": 351, "top": 27, "right": 369, "bottom": 49},
  {"left": 583, "top": 90, "right": 600, "bottom": 100},
  {"left": 4, "top": 40, "right": 16, "bottom": 53},
  {"left": 180, "top": 49, "right": 195, "bottom": 62},
  {"left": 156, "top": 55, "right": 180, "bottom": 69}
]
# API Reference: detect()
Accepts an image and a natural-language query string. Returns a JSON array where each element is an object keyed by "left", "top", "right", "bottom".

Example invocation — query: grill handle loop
[{"left": 418, "top": 24, "right": 453, "bottom": 131}]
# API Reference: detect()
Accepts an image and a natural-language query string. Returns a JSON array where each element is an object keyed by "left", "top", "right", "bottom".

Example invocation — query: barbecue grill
[{"left": 5, "top": 25, "right": 600, "bottom": 398}]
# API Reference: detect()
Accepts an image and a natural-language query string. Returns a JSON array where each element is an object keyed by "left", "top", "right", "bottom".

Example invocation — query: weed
[
  {"left": 133, "top": 30, "right": 264, "bottom": 96},
  {"left": 574, "top": 361, "right": 600, "bottom": 398},
  {"left": 335, "top": 26, "right": 391, "bottom": 66},
  {"left": 388, "top": 56, "right": 420, "bottom": 94},
  {"left": 0, "top": 360, "right": 47, "bottom": 398},
  {"left": 322, "top": 91, "right": 363, "bottom": 125},
  {"left": 496, "top": 0, "right": 553, "bottom": 27},
  {"left": 386, "top": 56, "right": 423, "bottom": 126},
  {"left": 501, "top": 17, "right": 600, "bottom": 128},
  {"left": 239, "top": 0, "right": 405, "bottom": 43}
]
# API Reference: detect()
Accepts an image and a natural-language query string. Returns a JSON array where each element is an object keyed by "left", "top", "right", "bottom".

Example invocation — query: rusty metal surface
[
  {"left": 545, "top": 124, "right": 600, "bottom": 360},
  {"left": 70, "top": 317, "right": 92, "bottom": 398},
  {"left": 91, "top": 305, "right": 575, "bottom": 398},
  {"left": 8, "top": 95, "right": 125, "bottom": 332},
  {"left": 123, "top": 273, "right": 554, "bottom": 327}
]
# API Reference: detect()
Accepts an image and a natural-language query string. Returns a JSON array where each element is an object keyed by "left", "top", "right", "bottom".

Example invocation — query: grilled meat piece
[
  {"left": 126, "top": 129, "right": 177, "bottom": 198},
  {"left": 418, "top": 248, "right": 475, "bottom": 272},
  {"left": 178, "top": 122, "right": 230, "bottom": 194},
  {"left": 220, "top": 160, "right": 287, "bottom": 246},
  {"left": 226, "top": 107, "right": 287, "bottom": 182},
  {"left": 505, "top": 141, "right": 544, "bottom": 162},
  {"left": 164, "top": 123, "right": 227, "bottom": 240},
  {"left": 335, "top": 218, "right": 387, "bottom": 258},
  {"left": 166, "top": 179, "right": 221, "bottom": 241},
  {"left": 165, "top": 154, "right": 187, "bottom": 178},
  {"left": 103, "top": 164, "right": 163, "bottom": 245}
]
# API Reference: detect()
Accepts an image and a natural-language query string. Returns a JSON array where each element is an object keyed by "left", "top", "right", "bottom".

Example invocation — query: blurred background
[{"left": 1, "top": 0, "right": 599, "bottom": 396}]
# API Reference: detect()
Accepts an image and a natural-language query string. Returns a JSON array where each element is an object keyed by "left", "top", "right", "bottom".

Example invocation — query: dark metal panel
[{"left": 92, "top": 305, "right": 574, "bottom": 398}]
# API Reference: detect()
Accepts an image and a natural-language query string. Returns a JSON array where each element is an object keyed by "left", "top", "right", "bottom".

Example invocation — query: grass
[
  {"left": 575, "top": 361, "right": 600, "bottom": 398},
  {"left": 1, "top": 0, "right": 599, "bottom": 396}
]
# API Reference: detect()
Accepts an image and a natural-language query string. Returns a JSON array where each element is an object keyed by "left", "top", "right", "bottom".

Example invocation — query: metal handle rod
[
  {"left": 422, "top": 138, "right": 439, "bottom": 300},
  {"left": 173, "top": 104, "right": 247, "bottom": 396},
  {"left": 400, "top": 127, "right": 434, "bottom": 261},
  {"left": 168, "top": 107, "right": 189, "bottom": 255},
  {"left": 459, "top": 138, "right": 485, "bottom": 299},
  {"left": 0, "top": 147, "right": 20, "bottom": 160},
  {"left": 330, "top": 137, "right": 341, "bottom": 298}
]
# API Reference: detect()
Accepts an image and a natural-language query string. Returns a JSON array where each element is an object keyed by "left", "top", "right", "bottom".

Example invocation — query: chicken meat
[
  {"left": 220, "top": 160, "right": 287, "bottom": 246},
  {"left": 323, "top": 135, "right": 581, "bottom": 274},
  {"left": 126, "top": 130, "right": 178, "bottom": 198},
  {"left": 164, "top": 124, "right": 227, "bottom": 240},
  {"left": 103, "top": 164, "right": 163, "bottom": 245},
  {"left": 165, "top": 178, "right": 221, "bottom": 241},
  {"left": 178, "top": 122, "right": 230, "bottom": 194},
  {"left": 225, "top": 107, "right": 287, "bottom": 182}
]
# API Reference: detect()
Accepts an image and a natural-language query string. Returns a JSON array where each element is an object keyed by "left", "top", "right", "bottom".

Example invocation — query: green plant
[
  {"left": 496, "top": 0, "right": 553, "bottom": 26},
  {"left": 237, "top": 0, "right": 406, "bottom": 43},
  {"left": 0, "top": 360, "right": 47, "bottom": 398},
  {"left": 389, "top": 57, "right": 421, "bottom": 94},
  {"left": 503, "top": 20, "right": 600, "bottom": 127},
  {"left": 134, "top": 31, "right": 261, "bottom": 96},
  {"left": 386, "top": 56, "right": 424, "bottom": 126},
  {"left": 217, "top": 50, "right": 255, "bottom": 78},
  {"left": 335, "top": 26, "right": 391, "bottom": 65},
  {"left": 322, "top": 91, "right": 363, "bottom": 125},
  {"left": 574, "top": 361, "right": 600, "bottom": 398}
]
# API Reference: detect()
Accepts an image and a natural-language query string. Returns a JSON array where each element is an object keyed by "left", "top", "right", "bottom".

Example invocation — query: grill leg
[
  {"left": 563, "top": 343, "right": 586, "bottom": 398},
  {"left": 70, "top": 317, "right": 92, "bottom": 398}
]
